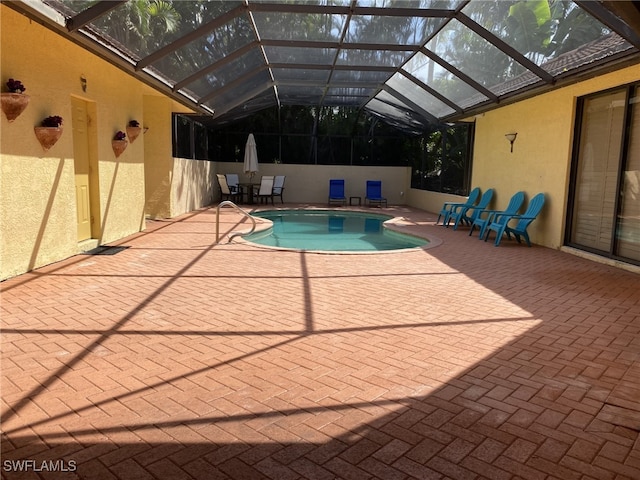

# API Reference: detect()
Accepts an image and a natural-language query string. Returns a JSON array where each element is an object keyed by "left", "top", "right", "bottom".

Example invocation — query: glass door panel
[
  {"left": 616, "top": 86, "right": 640, "bottom": 260},
  {"left": 571, "top": 89, "right": 626, "bottom": 252}
]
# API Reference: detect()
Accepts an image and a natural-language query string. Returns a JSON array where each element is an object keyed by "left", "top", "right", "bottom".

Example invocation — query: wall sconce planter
[
  {"left": 1, "top": 93, "right": 30, "bottom": 122},
  {"left": 112, "top": 130, "right": 128, "bottom": 157},
  {"left": 126, "top": 125, "right": 142, "bottom": 143},
  {"left": 34, "top": 126, "right": 63, "bottom": 151},
  {"left": 112, "top": 140, "right": 128, "bottom": 158},
  {"left": 34, "top": 116, "right": 64, "bottom": 151},
  {"left": 505, "top": 133, "right": 518, "bottom": 153}
]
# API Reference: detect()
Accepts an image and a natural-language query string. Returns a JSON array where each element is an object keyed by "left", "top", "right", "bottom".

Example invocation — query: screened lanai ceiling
[{"left": 9, "top": 0, "right": 640, "bottom": 132}]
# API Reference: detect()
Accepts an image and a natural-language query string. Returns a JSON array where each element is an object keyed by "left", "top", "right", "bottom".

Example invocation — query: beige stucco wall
[
  {"left": 143, "top": 95, "right": 174, "bottom": 219},
  {"left": 217, "top": 163, "right": 411, "bottom": 205},
  {"left": 472, "top": 65, "right": 639, "bottom": 249},
  {"left": 409, "top": 64, "right": 640, "bottom": 250},
  {"left": 1, "top": 6, "right": 159, "bottom": 279},
  {"left": 407, "top": 189, "right": 469, "bottom": 217},
  {"left": 171, "top": 158, "right": 216, "bottom": 215}
]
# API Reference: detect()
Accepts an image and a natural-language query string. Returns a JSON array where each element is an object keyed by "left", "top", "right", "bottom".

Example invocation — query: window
[
  {"left": 173, "top": 114, "right": 209, "bottom": 160},
  {"left": 567, "top": 83, "right": 640, "bottom": 265},
  {"left": 173, "top": 115, "right": 192, "bottom": 159}
]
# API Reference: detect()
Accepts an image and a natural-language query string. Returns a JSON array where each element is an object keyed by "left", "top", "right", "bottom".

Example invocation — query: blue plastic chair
[
  {"left": 483, "top": 193, "right": 545, "bottom": 246},
  {"left": 365, "top": 180, "right": 387, "bottom": 207},
  {"left": 469, "top": 191, "right": 525, "bottom": 239},
  {"left": 328, "top": 179, "right": 346, "bottom": 205},
  {"left": 447, "top": 188, "right": 494, "bottom": 230},
  {"left": 436, "top": 187, "right": 480, "bottom": 225}
]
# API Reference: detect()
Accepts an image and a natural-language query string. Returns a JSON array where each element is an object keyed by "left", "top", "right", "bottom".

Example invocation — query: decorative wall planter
[
  {"left": 1, "top": 93, "right": 30, "bottom": 122},
  {"left": 112, "top": 139, "right": 128, "bottom": 158},
  {"left": 34, "top": 126, "right": 63, "bottom": 151},
  {"left": 126, "top": 125, "right": 142, "bottom": 143}
]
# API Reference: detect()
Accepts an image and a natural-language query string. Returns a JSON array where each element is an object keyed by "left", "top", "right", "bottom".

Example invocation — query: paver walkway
[{"left": 2, "top": 205, "right": 639, "bottom": 480}]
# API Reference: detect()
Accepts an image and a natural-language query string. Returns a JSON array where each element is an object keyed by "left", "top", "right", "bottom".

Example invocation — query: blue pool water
[{"left": 243, "top": 210, "right": 428, "bottom": 252}]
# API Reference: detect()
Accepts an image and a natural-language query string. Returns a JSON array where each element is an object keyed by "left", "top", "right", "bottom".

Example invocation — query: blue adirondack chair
[
  {"left": 365, "top": 180, "right": 387, "bottom": 207},
  {"left": 469, "top": 191, "right": 525, "bottom": 239},
  {"left": 328, "top": 179, "right": 346, "bottom": 205},
  {"left": 436, "top": 187, "right": 480, "bottom": 225},
  {"left": 446, "top": 188, "right": 494, "bottom": 230},
  {"left": 483, "top": 193, "right": 545, "bottom": 246}
]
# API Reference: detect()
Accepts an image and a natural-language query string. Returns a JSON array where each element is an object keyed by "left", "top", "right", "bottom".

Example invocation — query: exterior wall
[
  {"left": 171, "top": 158, "right": 216, "bottom": 215},
  {"left": 409, "top": 64, "right": 640, "bottom": 250},
  {"left": 407, "top": 189, "right": 467, "bottom": 217},
  {"left": 142, "top": 95, "right": 208, "bottom": 220},
  {"left": 143, "top": 95, "right": 175, "bottom": 219},
  {"left": 1, "top": 6, "right": 166, "bottom": 279},
  {"left": 216, "top": 163, "right": 411, "bottom": 205},
  {"left": 472, "top": 65, "right": 639, "bottom": 249}
]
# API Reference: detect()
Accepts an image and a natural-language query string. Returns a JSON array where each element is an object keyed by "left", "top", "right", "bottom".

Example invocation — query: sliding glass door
[{"left": 568, "top": 84, "right": 640, "bottom": 264}]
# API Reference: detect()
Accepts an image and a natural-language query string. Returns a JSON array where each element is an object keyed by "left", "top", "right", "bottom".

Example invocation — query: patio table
[{"left": 239, "top": 183, "right": 260, "bottom": 204}]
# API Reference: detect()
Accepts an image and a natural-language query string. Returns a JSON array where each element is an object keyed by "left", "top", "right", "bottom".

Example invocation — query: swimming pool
[{"left": 242, "top": 210, "right": 428, "bottom": 252}]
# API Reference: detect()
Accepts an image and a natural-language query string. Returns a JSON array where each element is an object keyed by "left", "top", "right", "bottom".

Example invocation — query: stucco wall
[
  {"left": 143, "top": 95, "right": 173, "bottom": 219},
  {"left": 471, "top": 65, "right": 640, "bottom": 249},
  {"left": 407, "top": 189, "right": 468, "bottom": 217},
  {"left": 171, "top": 158, "right": 216, "bottom": 215},
  {"left": 216, "top": 163, "right": 411, "bottom": 205},
  {"left": 1, "top": 6, "right": 150, "bottom": 279},
  {"left": 408, "top": 65, "right": 639, "bottom": 250}
]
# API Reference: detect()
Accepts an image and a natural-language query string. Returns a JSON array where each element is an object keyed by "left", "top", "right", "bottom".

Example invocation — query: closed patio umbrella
[{"left": 243, "top": 133, "right": 259, "bottom": 181}]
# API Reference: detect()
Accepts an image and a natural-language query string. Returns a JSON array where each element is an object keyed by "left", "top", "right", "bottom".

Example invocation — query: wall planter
[
  {"left": 112, "top": 130, "right": 128, "bottom": 157},
  {"left": 126, "top": 125, "right": 142, "bottom": 143},
  {"left": 1, "top": 93, "right": 30, "bottom": 122},
  {"left": 34, "top": 116, "right": 64, "bottom": 151},
  {"left": 34, "top": 126, "right": 63, "bottom": 151},
  {"left": 112, "top": 139, "right": 128, "bottom": 158}
]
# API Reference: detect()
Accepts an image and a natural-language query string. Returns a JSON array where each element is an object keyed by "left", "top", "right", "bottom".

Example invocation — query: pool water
[{"left": 243, "top": 210, "right": 428, "bottom": 252}]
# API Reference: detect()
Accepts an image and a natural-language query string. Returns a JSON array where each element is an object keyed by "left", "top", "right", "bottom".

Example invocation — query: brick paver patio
[{"left": 2, "top": 205, "right": 639, "bottom": 480}]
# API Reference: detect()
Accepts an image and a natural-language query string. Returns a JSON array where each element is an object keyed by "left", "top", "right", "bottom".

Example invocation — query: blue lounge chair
[
  {"left": 446, "top": 188, "right": 494, "bottom": 230},
  {"left": 436, "top": 187, "right": 480, "bottom": 225},
  {"left": 365, "top": 180, "right": 387, "bottom": 207},
  {"left": 469, "top": 191, "right": 525, "bottom": 239},
  {"left": 328, "top": 179, "right": 346, "bottom": 205},
  {"left": 483, "top": 193, "right": 545, "bottom": 246}
]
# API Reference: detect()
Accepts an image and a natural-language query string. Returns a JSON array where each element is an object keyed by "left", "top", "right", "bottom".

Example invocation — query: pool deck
[{"left": 2, "top": 204, "right": 639, "bottom": 480}]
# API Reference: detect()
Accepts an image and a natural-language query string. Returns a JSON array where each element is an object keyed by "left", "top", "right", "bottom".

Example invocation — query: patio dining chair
[
  {"left": 436, "top": 187, "right": 480, "bottom": 225},
  {"left": 217, "top": 174, "right": 241, "bottom": 203},
  {"left": 469, "top": 191, "right": 525, "bottom": 239},
  {"left": 328, "top": 179, "right": 346, "bottom": 205},
  {"left": 365, "top": 180, "right": 387, "bottom": 207},
  {"left": 226, "top": 174, "right": 241, "bottom": 195},
  {"left": 446, "top": 188, "right": 494, "bottom": 230},
  {"left": 483, "top": 192, "right": 545, "bottom": 246},
  {"left": 272, "top": 175, "right": 286, "bottom": 203},
  {"left": 254, "top": 175, "right": 275, "bottom": 204}
]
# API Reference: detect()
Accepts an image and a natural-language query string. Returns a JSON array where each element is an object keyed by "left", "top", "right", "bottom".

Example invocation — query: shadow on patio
[{"left": 1, "top": 205, "right": 639, "bottom": 480}]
